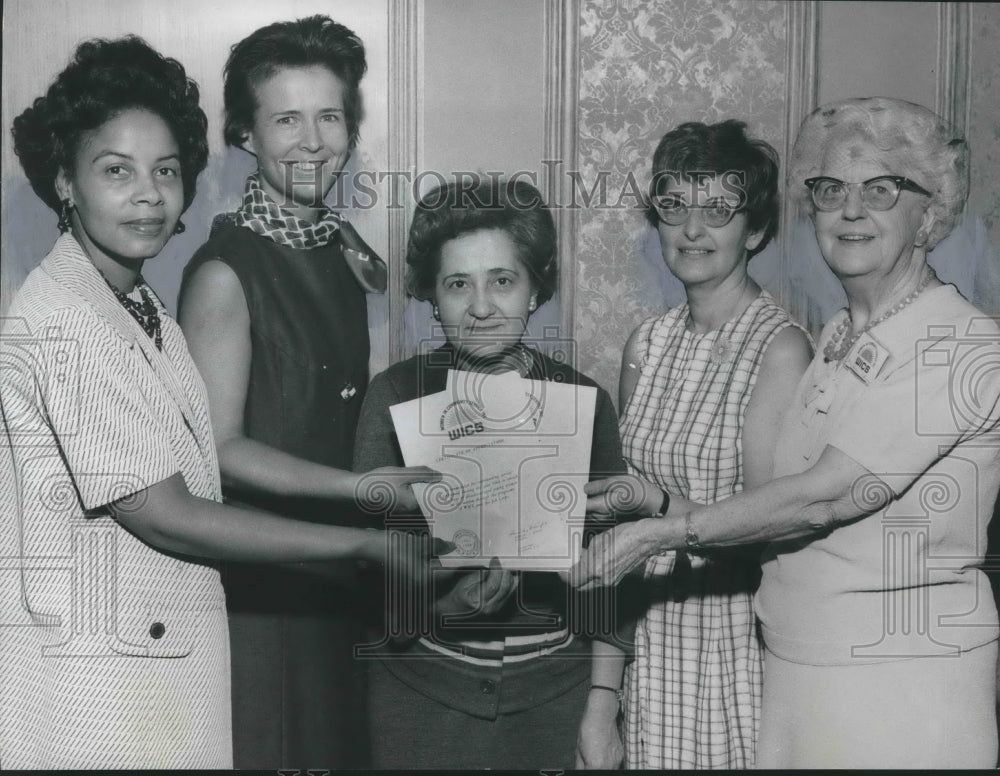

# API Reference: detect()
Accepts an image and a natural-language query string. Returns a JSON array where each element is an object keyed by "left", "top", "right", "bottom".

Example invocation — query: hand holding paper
[{"left": 389, "top": 367, "right": 597, "bottom": 570}]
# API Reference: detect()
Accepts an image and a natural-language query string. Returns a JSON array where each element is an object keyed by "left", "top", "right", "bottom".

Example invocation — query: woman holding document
[
  {"left": 178, "top": 17, "right": 423, "bottom": 768},
  {"left": 575, "top": 120, "right": 813, "bottom": 769},
  {"left": 353, "top": 178, "right": 629, "bottom": 769}
]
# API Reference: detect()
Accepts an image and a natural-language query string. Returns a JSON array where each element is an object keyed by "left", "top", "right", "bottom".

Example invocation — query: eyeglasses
[
  {"left": 651, "top": 196, "right": 742, "bottom": 228},
  {"left": 804, "top": 175, "right": 932, "bottom": 212}
]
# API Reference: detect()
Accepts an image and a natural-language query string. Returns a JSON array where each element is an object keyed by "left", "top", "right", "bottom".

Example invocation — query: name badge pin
[{"left": 845, "top": 331, "right": 891, "bottom": 385}]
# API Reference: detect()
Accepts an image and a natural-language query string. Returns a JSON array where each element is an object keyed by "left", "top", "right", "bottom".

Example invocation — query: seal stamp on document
[{"left": 452, "top": 529, "right": 481, "bottom": 556}]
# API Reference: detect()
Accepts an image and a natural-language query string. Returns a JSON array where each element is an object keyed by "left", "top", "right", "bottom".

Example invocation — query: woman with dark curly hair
[
  {"left": 1, "top": 35, "right": 434, "bottom": 770},
  {"left": 177, "top": 15, "right": 422, "bottom": 769},
  {"left": 352, "top": 177, "right": 630, "bottom": 769}
]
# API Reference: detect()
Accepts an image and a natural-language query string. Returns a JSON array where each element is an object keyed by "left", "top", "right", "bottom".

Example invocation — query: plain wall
[
  {"left": 816, "top": 1, "right": 939, "bottom": 107},
  {"left": 421, "top": 0, "right": 546, "bottom": 178},
  {"left": 406, "top": 0, "right": 554, "bottom": 353}
]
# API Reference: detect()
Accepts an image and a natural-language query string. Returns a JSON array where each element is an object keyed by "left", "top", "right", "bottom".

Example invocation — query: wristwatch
[{"left": 684, "top": 512, "right": 702, "bottom": 550}]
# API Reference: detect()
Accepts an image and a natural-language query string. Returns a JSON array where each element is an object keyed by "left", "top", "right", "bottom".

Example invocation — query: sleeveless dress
[
  {"left": 618, "top": 291, "right": 802, "bottom": 769},
  {"left": 182, "top": 219, "right": 372, "bottom": 768}
]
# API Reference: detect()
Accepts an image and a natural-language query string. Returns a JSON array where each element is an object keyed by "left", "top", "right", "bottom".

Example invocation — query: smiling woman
[
  {"left": 577, "top": 120, "right": 812, "bottom": 770},
  {"left": 575, "top": 98, "right": 1000, "bottom": 770},
  {"left": 1, "top": 31, "right": 437, "bottom": 771},
  {"left": 56, "top": 109, "right": 183, "bottom": 290},
  {"left": 433, "top": 229, "right": 539, "bottom": 358},
  {"left": 240, "top": 64, "right": 351, "bottom": 219},
  {"left": 352, "top": 178, "right": 630, "bottom": 770},
  {"left": 178, "top": 15, "right": 405, "bottom": 771}
]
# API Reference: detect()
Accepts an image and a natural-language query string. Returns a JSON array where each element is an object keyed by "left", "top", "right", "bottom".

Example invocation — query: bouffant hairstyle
[
  {"left": 788, "top": 97, "right": 968, "bottom": 251},
  {"left": 405, "top": 178, "right": 559, "bottom": 306},
  {"left": 646, "top": 119, "right": 780, "bottom": 259},
  {"left": 12, "top": 35, "right": 208, "bottom": 213},
  {"left": 223, "top": 15, "right": 367, "bottom": 149}
]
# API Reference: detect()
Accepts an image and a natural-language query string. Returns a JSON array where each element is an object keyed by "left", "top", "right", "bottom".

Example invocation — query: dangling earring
[
  {"left": 432, "top": 304, "right": 441, "bottom": 321},
  {"left": 173, "top": 220, "right": 186, "bottom": 235},
  {"left": 528, "top": 296, "right": 537, "bottom": 313},
  {"left": 57, "top": 199, "right": 73, "bottom": 233}
]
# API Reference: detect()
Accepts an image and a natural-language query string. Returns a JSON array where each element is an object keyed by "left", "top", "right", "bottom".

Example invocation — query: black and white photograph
[{"left": 2, "top": 0, "right": 1000, "bottom": 771}]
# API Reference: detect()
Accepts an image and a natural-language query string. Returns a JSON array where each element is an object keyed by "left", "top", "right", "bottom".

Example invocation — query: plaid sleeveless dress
[{"left": 619, "top": 291, "right": 801, "bottom": 769}]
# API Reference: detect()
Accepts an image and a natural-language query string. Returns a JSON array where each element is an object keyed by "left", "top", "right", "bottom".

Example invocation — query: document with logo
[{"left": 389, "top": 369, "right": 596, "bottom": 570}]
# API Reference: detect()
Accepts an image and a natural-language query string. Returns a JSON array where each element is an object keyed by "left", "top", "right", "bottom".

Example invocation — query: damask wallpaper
[{"left": 573, "top": 0, "right": 789, "bottom": 398}]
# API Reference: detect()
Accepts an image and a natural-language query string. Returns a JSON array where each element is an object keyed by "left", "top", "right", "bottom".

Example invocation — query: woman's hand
[
  {"left": 585, "top": 474, "right": 662, "bottom": 518},
  {"left": 378, "top": 526, "right": 454, "bottom": 584},
  {"left": 435, "top": 557, "right": 518, "bottom": 617},
  {"left": 570, "top": 518, "right": 666, "bottom": 591},
  {"left": 576, "top": 688, "right": 624, "bottom": 769},
  {"left": 355, "top": 465, "right": 441, "bottom": 514}
]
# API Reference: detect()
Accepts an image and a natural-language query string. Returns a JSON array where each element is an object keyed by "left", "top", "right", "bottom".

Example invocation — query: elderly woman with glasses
[
  {"left": 576, "top": 97, "right": 1000, "bottom": 768},
  {"left": 575, "top": 120, "right": 811, "bottom": 769}
]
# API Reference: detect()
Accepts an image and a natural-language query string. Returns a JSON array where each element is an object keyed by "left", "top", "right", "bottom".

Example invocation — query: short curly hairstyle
[
  {"left": 646, "top": 119, "right": 780, "bottom": 259},
  {"left": 12, "top": 35, "right": 208, "bottom": 213},
  {"left": 223, "top": 15, "right": 367, "bottom": 149},
  {"left": 406, "top": 178, "right": 559, "bottom": 306},
  {"left": 788, "top": 97, "right": 968, "bottom": 251}
]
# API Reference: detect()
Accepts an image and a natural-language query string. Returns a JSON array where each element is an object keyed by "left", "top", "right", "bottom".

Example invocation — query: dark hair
[
  {"left": 12, "top": 35, "right": 208, "bottom": 213},
  {"left": 223, "top": 15, "right": 367, "bottom": 149},
  {"left": 405, "top": 178, "right": 559, "bottom": 305},
  {"left": 646, "top": 119, "right": 779, "bottom": 258}
]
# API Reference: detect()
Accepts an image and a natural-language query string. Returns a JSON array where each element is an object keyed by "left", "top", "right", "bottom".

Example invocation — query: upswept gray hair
[{"left": 788, "top": 96, "right": 968, "bottom": 250}]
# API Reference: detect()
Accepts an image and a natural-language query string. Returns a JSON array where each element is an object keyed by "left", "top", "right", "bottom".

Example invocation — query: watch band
[
  {"left": 590, "top": 684, "right": 624, "bottom": 703},
  {"left": 684, "top": 512, "right": 703, "bottom": 550}
]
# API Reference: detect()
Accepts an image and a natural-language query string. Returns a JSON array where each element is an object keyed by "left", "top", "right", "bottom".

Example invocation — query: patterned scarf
[{"left": 235, "top": 173, "right": 342, "bottom": 249}]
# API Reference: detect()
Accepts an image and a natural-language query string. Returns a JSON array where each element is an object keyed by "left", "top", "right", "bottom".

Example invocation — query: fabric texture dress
[
  {"left": 182, "top": 183, "right": 373, "bottom": 769},
  {"left": 754, "top": 283, "right": 1000, "bottom": 768},
  {"left": 618, "top": 291, "right": 802, "bottom": 769},
  {"left": 0, "top": 233, "right": 231, "bottom": 769},
  {"left": 352, "top": 344, "right": 631, "bottom": 770}
]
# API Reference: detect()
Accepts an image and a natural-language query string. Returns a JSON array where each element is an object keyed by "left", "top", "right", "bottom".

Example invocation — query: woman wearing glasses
[
  {"left": 575, "top": 120, "right": 811, "bottom": 769},
  {"left": 577, "top": 98, "right": 1000, "bottom": 767}
]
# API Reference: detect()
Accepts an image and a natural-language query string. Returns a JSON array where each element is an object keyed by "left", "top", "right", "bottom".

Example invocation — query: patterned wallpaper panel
[{"left": 574, "top": 0, "right": 789, "bottom": 398}]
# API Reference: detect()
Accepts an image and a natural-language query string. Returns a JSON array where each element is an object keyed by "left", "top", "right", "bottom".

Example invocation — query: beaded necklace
[
  {"left": 73, "top": 229, "right": 164, "bottom": 350},
  {"left": 105, "top": 276, "right": 164, "bottom": 351},
  {"left": 458, "top": 344, "right": 536, "bottom": 377},
  {"left": 823, "top": 267, "right": 935, "bottom": 362}
]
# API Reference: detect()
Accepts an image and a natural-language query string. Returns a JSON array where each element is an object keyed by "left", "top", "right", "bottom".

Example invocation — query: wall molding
[
  {"left": 544, "top": 0, "right": 580, "bottom": 358},
  {"left": 388, "top": 0, "right": 421, "bottom": 363},
  {"left": 781, "top": 0, "right": 818, "bottom": 325},
  {"left": 936, "top": 1, "right": 971, "bottom": 137}
]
